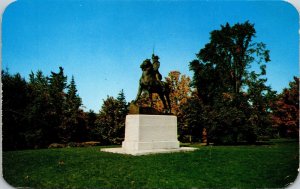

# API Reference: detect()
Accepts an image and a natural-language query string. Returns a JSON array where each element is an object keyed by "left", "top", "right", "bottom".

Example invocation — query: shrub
[{"left": 48, "top": 143, "right": 66, "bottom": 148}]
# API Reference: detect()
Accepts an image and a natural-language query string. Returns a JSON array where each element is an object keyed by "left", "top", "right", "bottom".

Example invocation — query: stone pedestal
[
  {"left": 122, "top": 115, "right": 179, "bottom": 151},
  {"left": 101, "top": 115, "right": 197, "bottom": 155}
]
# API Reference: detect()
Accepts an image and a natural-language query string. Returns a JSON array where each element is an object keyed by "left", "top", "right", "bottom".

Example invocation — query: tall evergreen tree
[
  {"left": 2, "top": 67, "right": 89, "bottom": 149},
  {"left": 64, "top": 76, "right": 84, "bottom": 142},
  {"left": 117, "top": 89, "right": 127, "bottom": 115},
  {"left": 26, "top": 70, "right": 53, "bottom": 148},
  {"left": 2, "top": 70, "right": 29, "bottom": 150},
  {"left": 66, "top": 76, "right": 82, "bottom": 109},
  {"left": 48, "top": 67, "right": 68, "bottom": 143}
]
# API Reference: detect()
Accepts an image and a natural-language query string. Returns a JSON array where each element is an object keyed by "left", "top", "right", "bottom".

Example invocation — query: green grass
[{"left": 3, "top": 139, "right": 299, "bottom": 188}]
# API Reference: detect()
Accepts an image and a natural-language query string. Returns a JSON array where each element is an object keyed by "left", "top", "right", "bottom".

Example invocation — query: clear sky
[{"left": 2, "top": 0, "right": 299, "bottom": 112}]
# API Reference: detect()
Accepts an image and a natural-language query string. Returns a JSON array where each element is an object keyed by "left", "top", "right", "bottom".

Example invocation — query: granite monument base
[{"left": 101, "top": 115, "right": 197, "bottom": 155}]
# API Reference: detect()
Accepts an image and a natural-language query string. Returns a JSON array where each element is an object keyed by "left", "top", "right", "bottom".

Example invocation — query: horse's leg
[
  {"left": 164, "top": 86, "right": 171, "bottom": 112},
  {"left": 162, "top": 83, "right": 171, "bottom": 113},
  {"left": 149, "top": 92, "right": 153, "bottom": 107},
  {"left": 165, "top": 92, "right": 171, "bottom": 113},
  {"left": 158, "top": 92, "right": 167, "bottom": 111}
]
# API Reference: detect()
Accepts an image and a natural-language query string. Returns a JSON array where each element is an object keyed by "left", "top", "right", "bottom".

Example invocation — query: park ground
[{"left": 2, "top": 139, "right": 299, "bottom": 189}]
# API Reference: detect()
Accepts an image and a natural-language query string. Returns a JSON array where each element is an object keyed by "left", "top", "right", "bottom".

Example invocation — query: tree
[
  {"left": 86, "top": 110, "right": 98, "bottom": 141},
  {"left": 2, "top": 67, "right": 89, "bottom": 149},
  {"left": 272, "top": 77, "right": 299, "bottom": 138},
  {"left": 164, "top": 71, "right": 192, "bottom": 141},
  {"left": 178, "top": 94, "right": 204, "bottom": 143},
  {"left": 165, "top": 71, "right": 192, "bottom": 115},
  {"left": 190, "top": 21, "right": 270, "bottom": 103},
  {"left": 245, "top": 72, "right": 276, "bottom": 141},
  {"left": 48, "top": 67, "right": 68, "bottom": 143},
  {"left": 2, "top": 70, "right": 30, "bottom": 150},
  {"left": 26, "top": 70, "right": 53, "bottom": 148},
  {"left": 63, "top": 76, "right": 83, "bottom": 142},
  {"left": 189, "top": 21, "right": 271, "bottom": 144},
  {"left": 95, "top": 90, "right": 128, "bottom": 144},
  {"left": 117, "top": 89, "right": 128, "bottom": 116},
  {"left": 66, "top": 76, "right": 82, "bottom": 110}
]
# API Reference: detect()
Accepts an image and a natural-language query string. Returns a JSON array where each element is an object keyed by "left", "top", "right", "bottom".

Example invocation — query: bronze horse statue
[{"left": 134, "top": 59, "right": 171, "bottom": 113}]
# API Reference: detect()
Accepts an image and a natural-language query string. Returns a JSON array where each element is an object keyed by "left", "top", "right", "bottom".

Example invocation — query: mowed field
[{"left": 2, "top": 139, "right": 299, "bottom": 189}]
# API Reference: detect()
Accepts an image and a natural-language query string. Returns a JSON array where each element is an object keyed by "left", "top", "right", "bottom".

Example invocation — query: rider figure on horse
[
  {"left": 152, "top": 54, "right": 164, "bottom": 91},
  {"left": 134, "top": 54, "right": 171, "bottom": 113}
]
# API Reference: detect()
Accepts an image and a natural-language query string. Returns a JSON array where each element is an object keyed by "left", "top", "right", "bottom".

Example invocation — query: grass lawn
[{"left": 2, "top": 139, "right": 299, "bottom": 188}]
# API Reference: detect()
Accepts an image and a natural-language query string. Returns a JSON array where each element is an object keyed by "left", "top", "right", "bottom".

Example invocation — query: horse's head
[{"left": 140, "top": 59, "right": 152, "bottom": 71}]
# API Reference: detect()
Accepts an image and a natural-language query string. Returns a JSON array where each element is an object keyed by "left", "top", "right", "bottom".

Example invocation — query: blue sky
[{"left": 2, "top": 0, "right": 299, "bottom": 112}]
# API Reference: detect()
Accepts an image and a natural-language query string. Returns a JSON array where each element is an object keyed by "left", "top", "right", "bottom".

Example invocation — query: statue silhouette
[{"left": 134, "top": 56, "right": 171, "bottom": 113}]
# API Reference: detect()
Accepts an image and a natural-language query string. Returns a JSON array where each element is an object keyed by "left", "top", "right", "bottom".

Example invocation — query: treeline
[
  {"left": 2, "top": 67, "right": 128, "bottom": 151},
  {"left": 2, "top": 21, "right": 299, "bottom": 150},
  {"left": 140, "top": 72, "right": 299, "bottom": 145},
  {"left": 2, "top": 67, "right": 298, "bottom": 151},
  {"left": 2, "top": 67, "right": 192, "bottom": 151}
]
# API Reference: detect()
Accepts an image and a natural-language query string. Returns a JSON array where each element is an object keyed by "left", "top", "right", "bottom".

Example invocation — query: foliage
[
  {"left": 26, "top": 70, "right": 53, "bottom": 148},
  {"left": 245, "top": 72, "right": 277, "bottom": 139},
  {"left": 94, "top": 90, "right": 128, "bottom": 145},
  {"left": 178, "top": 95, "right": 204, "bottom": 143},
  {"left": 62, "top": 76, "right": 85, "bottom": 142},
  {"left": 165, "top": 71, "right": 192, "bottom": 115},
  {"left": 2, "top": 70, "right": 30, "bottom": 150},
  {"left": 189, "top": 21, "right": 272, "bottom": 144},
  {"left": 3, "top": 139, "right": 299, "bottom": 188},
  {"left": 86, "top": 110, "right": 98, "bottom": 141},
  {"left": 2, "top": 67, "right": 132, "bottom": 150},
  {"left": 2, "top": 67, "right": 84, "bottom": 150},
  {"left": 48, "top": 67, "right": 69, "bottom": 143},
  {"left": 272, "top": 77, "right": 299, "bottom": 138}
]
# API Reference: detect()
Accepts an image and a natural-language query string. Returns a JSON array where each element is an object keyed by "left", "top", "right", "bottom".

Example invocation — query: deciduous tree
[
  {"left": 189, "top": 21, "right": 271, "bottom": 144},
  {"left": 272, "top": 77, "right": 299, "bottom": 138},
  {"left": 95, "top": 90, "right": 128, "bottom": 144}
]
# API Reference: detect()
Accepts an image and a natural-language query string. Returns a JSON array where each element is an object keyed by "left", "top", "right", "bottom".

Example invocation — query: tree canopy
[
  {"left": 189, "top": 21, "right": 275, "bottom": 144},
  {"left": 272, "top": 77, "right": 299, "bottom": 138}
]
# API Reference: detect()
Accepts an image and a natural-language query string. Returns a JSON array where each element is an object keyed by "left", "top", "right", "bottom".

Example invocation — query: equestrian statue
[{"left": 133, "top": 54, "right": 171, "bottom": 114}]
